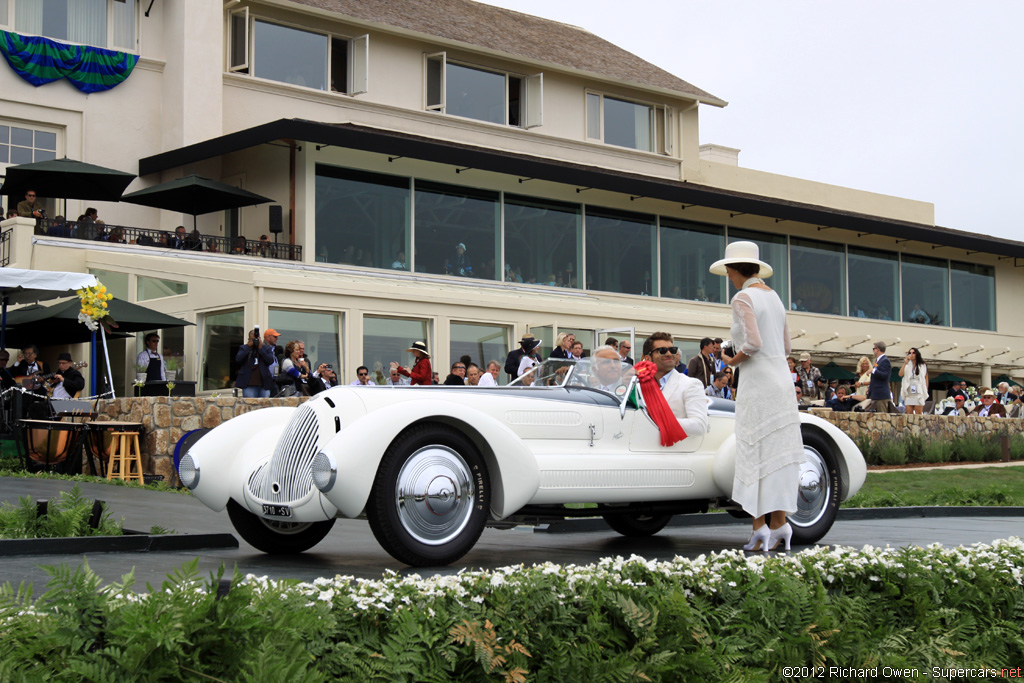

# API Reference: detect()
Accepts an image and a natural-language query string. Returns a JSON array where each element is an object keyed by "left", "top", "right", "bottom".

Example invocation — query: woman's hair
[
  {"left": 554, "top": 332, "right": 569, "bottom": 348},
  {"left": 284, "top": 340, "right": 302, "bottom": 357},
  {"left": 726, "top": 262, "right": 761, "bottom": 278},
  {"left": 857, "top": 356, "right": 871, "bottom": 374},
  {"left": 787, "top": 356, "right": 796, "bottom": 368},
  {"left": 908, "top": 347, "right": 923, "bottom": 376}
]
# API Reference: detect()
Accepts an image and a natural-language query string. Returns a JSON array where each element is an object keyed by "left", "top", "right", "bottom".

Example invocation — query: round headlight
[
  {"left": 178, "top": 452, "right": 200, "bottom": 490},
  {"left": 310, "top": 451, "right": 336, "bottom": 492}
]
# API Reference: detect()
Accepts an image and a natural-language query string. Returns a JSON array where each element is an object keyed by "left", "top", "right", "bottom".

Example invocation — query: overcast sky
[{"left": 480, "top": 0, "right": 1023, "bottom": 243}]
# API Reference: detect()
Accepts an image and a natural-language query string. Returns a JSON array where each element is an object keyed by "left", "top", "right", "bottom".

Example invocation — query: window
[
  {"left": 586, "top": 92, "right": 671, "bottom": 153},
  {"left": 12, "top": 0, "right": 135, "bottom": 50},
  {"left": 950, "top": 261, "right": 995, "bottom": 330},
  {"left": 901, "top": 254, "right": 948, "bottom": 326},
  {"left": 199, "top": 308, "right": 244, "bottom": 392},
  {"left": 425, "top": 53, "right": 542, "bottom": 128},
  {"left": 88, "top": 268, "right": 129, "bottom": 299},
  {"left": 414, "top": 180, "right": 499, "bottom": 281},
  {"left": 450, "top": 322, "right": 509, "bottom": 373},
  {"left": 229, "top": 12, "right": 368, "bottom": 95},
  {"left": 848, "top": 246, "right": 898, "bottom": 321},
  {"left": 137, "top": 276, "right": 187, "bottom": 301},
  {"left": 727, "top": 229, "right": 789, "bottom": 306},
  {"left": 363, "top": 316, "right": 430, "bottom": 386},
  {"left": 135, "top": 326, "right": 185, "bottom": 380},
  {"left": 315, "top": 165, "right": 410, "bottom": 269},
  {"left": 789, "top": 237, "right": 846, "bottom": 316},
  {"left": 0, "top": 122, "right": 57, "bottom": 165},
  {"left": 504, "top": 195, "right": 581, "bottom": 287},
  {"left": 269, "top": 309, "right": 341, "bottom": 373},
  {"left": 585, "top": 207, "right": 656, "bottom": 295},
  {"left": 660, "top": 219, "right": 725, "bottom": 303}
]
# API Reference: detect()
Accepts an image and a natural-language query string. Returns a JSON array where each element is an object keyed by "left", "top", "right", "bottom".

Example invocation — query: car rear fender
[
  {"left": 184, "top": 407, "right": 296, "bottom": 512},
  {"left": 319, "top": 400, "right": 541, "bottom": 520},
  {"left": 710, "top": 413, "right": 867, "bottom": 501}
]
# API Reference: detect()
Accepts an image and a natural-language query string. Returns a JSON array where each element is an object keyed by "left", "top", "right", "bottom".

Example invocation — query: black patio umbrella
[
  {"left": 929, "top": 372, "right": 967, "bottom": 385},
  {"left": 993, "top": 374, "right": 1023, "bottom": 389},
  {"left": 0, "top": 157, "right": 136, "bottom": 212},
  {"left": 818, "top": 361, "right": 857, "bottom": 381},
  {"left": 119, "top": 174, "right": 274, "bottom": 231},
  {"left": 3, "top": 297, "right": 193, "bottom": 347}
]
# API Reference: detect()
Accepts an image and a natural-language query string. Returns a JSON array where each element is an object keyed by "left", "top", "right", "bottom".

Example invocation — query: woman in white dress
[
  {"left": 898, "top": 347, "right": 929, "bottom": 414},
  {"left": 712, "top": 242, "right": 805, "bottom": 552}
]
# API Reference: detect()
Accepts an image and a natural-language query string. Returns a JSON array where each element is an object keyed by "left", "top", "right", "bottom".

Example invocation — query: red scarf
[{"left": 634, "top": 361, "right": 687, "bottom": 447}]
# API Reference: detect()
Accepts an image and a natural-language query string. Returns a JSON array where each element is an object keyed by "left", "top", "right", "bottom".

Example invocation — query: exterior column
[{"left": 981, "top": 364, "right": 992, "bottom": 389}]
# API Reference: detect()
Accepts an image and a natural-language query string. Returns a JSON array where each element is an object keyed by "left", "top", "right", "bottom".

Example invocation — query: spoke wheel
[
  {"left": 226, "top": 499, "right": 335, "bottom": 554},
  {"left": 367, "top": 424, "right": 489, "bottom": 566},
  {"left": 787, "top": 429, "right": 841, "bottom": 545}
]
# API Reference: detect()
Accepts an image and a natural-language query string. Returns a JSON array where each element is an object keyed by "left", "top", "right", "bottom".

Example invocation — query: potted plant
[
  {"left": 164, "top": 357, "right": 182, "bottom": 382},
  {"left": 134, "top": 363, "right": 148, "bottom": 383}
]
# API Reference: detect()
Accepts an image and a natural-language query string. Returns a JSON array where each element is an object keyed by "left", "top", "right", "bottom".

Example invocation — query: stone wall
[
  {"left": 808, "top": 408, "right": 1022, "bottom": 443},
  {"left": 94, "top": 396, "right": 308, "bottom": 485},
  {"left": 91, "top": 398, "right": 1022, "bottom": 486}
]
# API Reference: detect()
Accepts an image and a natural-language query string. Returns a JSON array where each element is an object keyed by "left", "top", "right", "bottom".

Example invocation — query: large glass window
[
  {"left": 363, "top": 316, "right": 430, "bottom": 386},
  {"left": 901, "top": 254, "right": 948, "bottom": 326},
  {"left": 199, "top": 309, "right": 244, "bottom": 392},
  {"left": 504, "top": 195, "right": 581, "bottom": 287},
  {"left": 315, "top": 165, "right": 410, "bottom": 269},
  {"left": 253, "top": 20, "right": 328, "bottom": 90},
  {"left": 660, "top": 218, "right": 725, "bottom": 303},
  {"left": 88, "top": 268, "right": 129, "bottom": 300},
  {"left": 585, "top": 207, "right": 655, "bottom": 295},
  {"left": 269, "top": 309, "right": 340, "bottom": 372},
  {"left": 134, "top": 327, "right": 185, "bottom": 381},
  {"left": 789, "top": 237, "right": 846, "bottom": 316},
  {"left": 586, "top": 93, "right": 655, "bottom": 152},
  {"left": 446, "top": 63, "right": 510, "bottom": 125},
  {"left": 414, "top": 181, "right": 499, "bottom": 281},
  {"left": 13, "top": 0, "right": 134, "bottom": 50},
  {"left": 848, "top": 247, "right": 898, "bottom": 320},
  {"left": 425, "top": 55, "right": 537, "bottom": 128},
  {"left": 727, "top": 229, "right": 789, "bottom": 305},
  {"left": 137, "top": 276, "right": 187, "bottom": 301},
  {"left": 0, "top": 123, "right": 57, "bottom": 165},
  {"left": 950, "top": 261, "right": 995, "bottom": 330},
  {"left": 450, "top": 322, "right": 509, "bottom": 371}
]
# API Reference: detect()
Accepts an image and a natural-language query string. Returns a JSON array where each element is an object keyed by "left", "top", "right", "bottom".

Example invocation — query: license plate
[{"left": 261, "top": 504, "right": 292, "bottom": 518}]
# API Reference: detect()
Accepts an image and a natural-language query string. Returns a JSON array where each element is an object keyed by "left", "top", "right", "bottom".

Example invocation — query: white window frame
[
  {"left": 4, "top": 0, "right": 137, "bottom": 52},
  {"left": 424, "top": 52, "right": 541, "bottom": 128},
  {"left": 585, "top": 90, "right": 668, "bottom": 154},
  {"left": 228, "top": 13, "right": 369, "bottom": 96}
]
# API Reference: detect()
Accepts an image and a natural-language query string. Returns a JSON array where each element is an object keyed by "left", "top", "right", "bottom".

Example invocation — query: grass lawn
[{"left": 845, "top": 465, "right": 1024, "bottom": 507}]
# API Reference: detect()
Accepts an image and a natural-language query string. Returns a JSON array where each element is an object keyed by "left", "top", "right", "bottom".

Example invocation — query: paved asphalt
[{"left": 1, "top": 477, "right": 1021, "bottom": 591}]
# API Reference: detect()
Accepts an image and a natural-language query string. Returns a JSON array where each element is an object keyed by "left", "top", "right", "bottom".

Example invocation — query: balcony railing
[
  {"left": 1, "top": 228, "right": 11, "bottom": 267},
  {"left": 35, "top": 219, "right": 302, "bottom": 261}
]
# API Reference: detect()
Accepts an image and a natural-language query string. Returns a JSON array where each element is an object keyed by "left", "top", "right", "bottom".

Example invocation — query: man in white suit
[{"left": 643, "top": 332, "right": 708, "bottom": 437}]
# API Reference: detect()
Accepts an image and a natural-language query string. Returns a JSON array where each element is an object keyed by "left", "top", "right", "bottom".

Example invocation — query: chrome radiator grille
[{"left": 247, "top": 404, "right": 322, "bottom": 503}]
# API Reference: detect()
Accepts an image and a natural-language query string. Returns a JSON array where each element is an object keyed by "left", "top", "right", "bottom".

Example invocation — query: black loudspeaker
[{"left": 268, "top": 205, "right": 283, "bottom": 234}]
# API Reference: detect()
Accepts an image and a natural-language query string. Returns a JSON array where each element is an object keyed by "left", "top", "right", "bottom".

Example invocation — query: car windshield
[{"left": 509, "top": 358, "right": 635, "bottom": 393}]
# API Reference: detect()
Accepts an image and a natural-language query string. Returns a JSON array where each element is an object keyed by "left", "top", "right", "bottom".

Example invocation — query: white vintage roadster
[{"left": 179, "top": 359, "right": 866, "bottom": 566}]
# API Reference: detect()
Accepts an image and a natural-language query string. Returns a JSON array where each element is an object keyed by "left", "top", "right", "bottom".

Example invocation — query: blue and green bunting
[{"left": 0, "top": 30, "right": 138, "bottom": 94}]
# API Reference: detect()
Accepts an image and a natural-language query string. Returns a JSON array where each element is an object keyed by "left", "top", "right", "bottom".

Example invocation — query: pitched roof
[{"left": 281, "top": 0, "right": 725, "bottom": 104}]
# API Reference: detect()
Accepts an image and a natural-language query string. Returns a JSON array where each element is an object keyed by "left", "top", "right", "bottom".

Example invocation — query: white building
[{"left": 2, "top": 0, "right": 1022, "bottom": 395}]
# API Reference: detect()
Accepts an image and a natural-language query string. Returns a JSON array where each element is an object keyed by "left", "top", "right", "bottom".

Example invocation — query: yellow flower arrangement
[{"left": 76, "top": 283, "right": 114, "bottom": 331}]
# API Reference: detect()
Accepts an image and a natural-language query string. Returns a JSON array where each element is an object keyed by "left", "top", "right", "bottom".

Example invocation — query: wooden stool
[{"left": 106, "top": 431, "right": 144, "bottom": 483}]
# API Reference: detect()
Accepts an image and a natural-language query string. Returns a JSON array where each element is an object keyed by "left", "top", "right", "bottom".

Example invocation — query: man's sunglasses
[{"left": 652, "top": 346, "right": 679, "bottom": 356}]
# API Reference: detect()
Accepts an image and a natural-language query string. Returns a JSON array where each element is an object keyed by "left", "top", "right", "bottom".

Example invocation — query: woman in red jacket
[{"left": 392, "top": 341, "right": 432, "bottom": 385}]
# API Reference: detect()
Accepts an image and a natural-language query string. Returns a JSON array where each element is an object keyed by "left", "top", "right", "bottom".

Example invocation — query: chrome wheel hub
[
  {"left": 396, "top": 445, "right": 474, "bottom": 545},
  {"left": 791, "top": 446, "right": 830, "bottom": 527}
]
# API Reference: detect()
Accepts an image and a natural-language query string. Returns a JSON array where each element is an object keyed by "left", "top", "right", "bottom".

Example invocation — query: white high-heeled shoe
[
  {"left": 742, "top": 524, "right": 771, "bottom": 552},
  {"left": 767, "top": 523, "right": 793, "bottom": 552}
]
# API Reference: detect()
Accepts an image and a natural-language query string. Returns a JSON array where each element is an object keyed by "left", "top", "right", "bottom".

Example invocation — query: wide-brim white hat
[{"left": 709, "top": 241, "right": 774, "bottom": 278}]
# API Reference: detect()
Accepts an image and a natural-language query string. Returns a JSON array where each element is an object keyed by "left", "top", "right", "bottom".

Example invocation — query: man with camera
[
  {"left": 17, "top": 189, "right": 45, "bottom": 219},
  {"left": 795, "top": 352, "right": 825, "bottom": 401},
  {"left": 235, "top": 327, "right": 280, "bottom": 398},
  {"left": 310, "top": 362, "right": 338, "bottom": 395}
]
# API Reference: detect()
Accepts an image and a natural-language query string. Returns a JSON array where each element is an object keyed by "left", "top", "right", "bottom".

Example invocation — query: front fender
[
  {"left": 319, "top": 400, "right": 541, "bottom": 520},
  {"left": 184, "top": 407, "right": 296, "bottom": 512}
]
